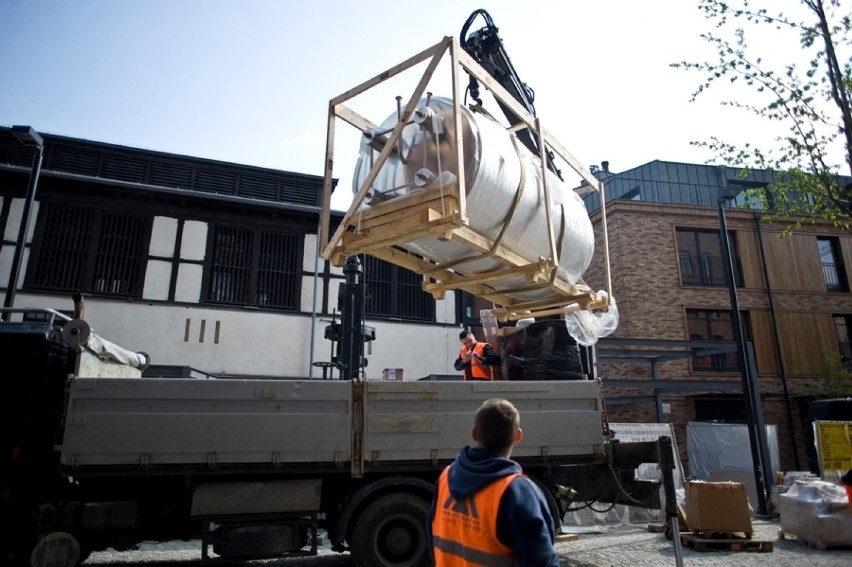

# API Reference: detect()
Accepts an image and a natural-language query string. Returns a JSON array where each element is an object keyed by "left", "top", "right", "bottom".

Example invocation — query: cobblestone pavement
[{"left": 86, "top": 518, "right": 852, "bottom": 567}]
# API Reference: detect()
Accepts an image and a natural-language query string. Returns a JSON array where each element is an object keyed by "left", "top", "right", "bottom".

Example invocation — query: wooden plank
[
  {"left": 353, "top": 195, "right": 459, "bottom": 231},
  {"left": 423, "top": 261, "right": 552, "bottom": 292},
  {"left": 334, "top": 103, "right": 377, "bottom": 133},
  {"left": 322, "top": 39, "right": 449, "bottom": 261},
  {"left": 354, "top": 184, "right": 460, "bottom": 222},
  {"left": 330, "top": 38, "right": 451, "bottom": 107}
]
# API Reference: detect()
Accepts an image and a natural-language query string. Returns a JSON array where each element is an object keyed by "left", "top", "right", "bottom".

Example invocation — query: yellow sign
[{"left": 815, "top": 421, "right": 852, "bottom": 473}]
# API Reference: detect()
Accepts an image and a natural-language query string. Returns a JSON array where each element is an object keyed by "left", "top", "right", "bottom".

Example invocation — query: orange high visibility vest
[
  {"left": 431, "top": 466, "right": 521, "bottom": 566},
  {"left": 458, "top": 342, "right": 493, "bottom": 380}
]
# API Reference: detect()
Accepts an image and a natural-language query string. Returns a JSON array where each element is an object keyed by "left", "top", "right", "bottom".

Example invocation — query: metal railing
[
  {"left": 822, "top": 262, "right": 847, "bottom": 291},
  {"left": 680, "top": 253, "right": 742, "bottom": 288}
]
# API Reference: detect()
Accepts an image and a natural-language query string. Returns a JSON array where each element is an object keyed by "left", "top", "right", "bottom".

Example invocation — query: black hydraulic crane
[{"left": 460, "top": 9, "right": 562, "bottom": 180}]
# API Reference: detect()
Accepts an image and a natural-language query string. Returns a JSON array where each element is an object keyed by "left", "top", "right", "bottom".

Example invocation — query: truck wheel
[
  {"left": 529, "top": 477, "right": 563, "bottom": 534},
  {"left": 29, "top": 532, "right": 80, "bottom": 567},
  {"left": 350, "top": 492, "right": 430, "bottom": 567}
]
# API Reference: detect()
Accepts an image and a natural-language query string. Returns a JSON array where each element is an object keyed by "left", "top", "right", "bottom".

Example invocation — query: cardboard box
[
  {"left": 684, "top": 480, "right": 752, "bottom": 535},
  {"left": 382, "top": 368, "right": 404, "bottom": 381}
]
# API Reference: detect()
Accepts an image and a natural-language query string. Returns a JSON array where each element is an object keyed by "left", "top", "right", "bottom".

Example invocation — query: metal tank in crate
[{"left": 352, "top": 96, "right": 594, "bottom": 303}]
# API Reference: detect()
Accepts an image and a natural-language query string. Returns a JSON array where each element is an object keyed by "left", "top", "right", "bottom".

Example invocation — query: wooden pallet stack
[{"left": 680, "top": 480, "right": 774, "bottom": 553}]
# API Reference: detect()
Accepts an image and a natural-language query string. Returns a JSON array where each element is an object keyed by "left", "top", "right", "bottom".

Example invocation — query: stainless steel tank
[{"left": 352, "top": 96, "right": 594, "bottom": 301}]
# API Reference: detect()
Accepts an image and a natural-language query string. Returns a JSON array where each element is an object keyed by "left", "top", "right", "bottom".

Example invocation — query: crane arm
[{"left": 460, "top": 9, "right": 562, "bottom": 180}]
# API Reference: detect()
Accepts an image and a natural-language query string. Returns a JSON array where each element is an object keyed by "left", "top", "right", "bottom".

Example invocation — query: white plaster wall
[
  {"left": 174, "top": 264, "right": 203, "bottom": 303},
  {"left": 435, "top": 292, "right": 456, "bottom": 324},
  {"left": 301, "top": 274, "right": 322, "bottom": 313},
  {"left": 1, "top": 198, "right": 37, "bottom": 301},
  {"left": 143, "top": 260, "right": 172, "bottom": 300},
  {"left": 3, "top": 198, "right": 39, "bottom": 242},
  {"left": 14, "top": 293, "right": 459, "bottom": 378},
  {"left": 360, "top": 320, "right": 457, "bottom": 379},
  {"left": 180, "top": 221, "right": 207, "bottom": 261},
  {"left": 149, "top": 217, "right": 177, "bottom": 256}
]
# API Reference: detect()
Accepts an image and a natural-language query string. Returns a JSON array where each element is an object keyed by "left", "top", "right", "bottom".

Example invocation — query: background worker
[
  {"left": 428, "top": 398, "right": 559, "bottom": 566},
  {"left": 454, "top": 330, "right": 500, "bottom": 380}
]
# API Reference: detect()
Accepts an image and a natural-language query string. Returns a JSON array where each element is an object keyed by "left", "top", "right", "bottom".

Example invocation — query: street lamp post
[
  {"left": 717, "top": 193, "right": 773, "bottom": 515},
  {"left": 3, "top": 126, "right": 45, "bottom": 320}
]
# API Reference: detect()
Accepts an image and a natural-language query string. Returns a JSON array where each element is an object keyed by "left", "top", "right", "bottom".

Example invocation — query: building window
[
  {"left": 28, "top": 204, "right": 148, "bottom": 297},
  {"left": 833, "top": 315, "right": 852, "bottom": 370},
  {"left": 694, "top": 395, "right": 747, "bottom": 423},
  {"left": 676, "top": 228, "right": 743, "bottom": 287},
  {"left": 362, "top": 255, "right": 435, "bottom": 321},
  {"left": 206, "top": 226, "right": 301, "bottom": 309},
  {"left": 619, "top": 186, "right": 640, "bottom": 201},
  {"left": 687, "top": 309, "right": 750, "bottom": 372},
  {"left": 817, "top": 237, "right": 848, "bottom": 292}
]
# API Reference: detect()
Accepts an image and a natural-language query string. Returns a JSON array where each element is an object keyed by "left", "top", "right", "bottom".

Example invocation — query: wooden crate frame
[{"left": 319, "top": 36, "right": 612, "bottom": 322}]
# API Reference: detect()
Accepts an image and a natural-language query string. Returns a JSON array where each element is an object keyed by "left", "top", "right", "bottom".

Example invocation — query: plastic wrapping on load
[
  {"left": 778, "top": 479, "right": 852, "bottom": 546},
  {"left": 686, "top": 421, "right": 781, "bottom": 480},
  {"left": 352, "top": 96, "right": 595, "bottom": 303},
  {"left": 480, "top": 309, "right": 499, "bottom": 347},
  {"left": 563, "top": 290, "right": 619, "bottom": 346},
  {"left": 497, "top": 320, "right": 584, "bottom": 380}
]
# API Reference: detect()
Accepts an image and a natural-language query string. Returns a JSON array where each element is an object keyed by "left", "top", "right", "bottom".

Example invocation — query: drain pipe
[
  {"left": 308, "top": 221, "right": 322, "bottom": 379},
  {"left": 754, "top": 212, "right": 800, "bottom": 469}
]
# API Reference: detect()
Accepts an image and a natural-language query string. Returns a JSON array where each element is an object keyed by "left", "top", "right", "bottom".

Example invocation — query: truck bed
[{"left": 60, "top": 377, "right": 606, "bottom": 472}]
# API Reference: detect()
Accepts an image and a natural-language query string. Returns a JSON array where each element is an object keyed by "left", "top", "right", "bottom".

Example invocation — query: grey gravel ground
[{"left": 85, "top": 517, "right": 852, "bottom": 567}]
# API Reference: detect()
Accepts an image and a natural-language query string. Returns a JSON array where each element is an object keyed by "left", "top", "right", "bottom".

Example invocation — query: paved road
[{"left": 86, "top": 518, "right": 852, "bottom": 567}]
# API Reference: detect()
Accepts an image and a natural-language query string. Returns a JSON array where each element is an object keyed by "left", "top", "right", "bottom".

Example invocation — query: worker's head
[
  {"left": 472, "top": 398, "right": 522, "bottom": 456},
  {"left": 459, "top": 330, "right": 477, "bottom": 349}
]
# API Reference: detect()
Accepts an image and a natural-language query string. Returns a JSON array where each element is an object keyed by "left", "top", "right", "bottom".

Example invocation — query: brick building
[{"left": 583, "top": 160, "right": 852, "bottom": 473}]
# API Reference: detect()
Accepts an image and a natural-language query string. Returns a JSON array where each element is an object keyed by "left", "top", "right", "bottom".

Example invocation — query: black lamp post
[
  {"left": 717, "top": 185, "right": 773, "bottom": 515},
  {"left": 3, "top": 126, "right": 44, "bottom": 319}
]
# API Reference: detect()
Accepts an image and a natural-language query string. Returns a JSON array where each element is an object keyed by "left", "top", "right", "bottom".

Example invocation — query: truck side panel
[
  {"left": 60, "top": 378, "right": 352, "bottom": 467},
  {"left": 61, "top": 377, "right": 606, "bottom": 470},
  {"left": 362, "top": 380, "right": 605, "bottom": 463}
]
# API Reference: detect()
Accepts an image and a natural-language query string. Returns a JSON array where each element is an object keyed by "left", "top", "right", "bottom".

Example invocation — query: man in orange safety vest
[
  {"left": 454, "top": 330, "right": 500, "bottom": 381},
  {"left": 427, "top": 398, "right": 558, "bottom": 566}
]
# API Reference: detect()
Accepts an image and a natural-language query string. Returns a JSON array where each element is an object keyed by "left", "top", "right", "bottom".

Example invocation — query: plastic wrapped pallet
[
  {"left": 778, "top": 479, "right": 852, "bottom": 547},
  {"left": 498, "top": 320, "right": 583, "bottom": 380}
]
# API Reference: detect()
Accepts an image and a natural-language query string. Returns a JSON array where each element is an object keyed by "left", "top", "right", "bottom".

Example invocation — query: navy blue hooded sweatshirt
[{"left": 427, "top": 445, "right": 559, "bottom": 566}]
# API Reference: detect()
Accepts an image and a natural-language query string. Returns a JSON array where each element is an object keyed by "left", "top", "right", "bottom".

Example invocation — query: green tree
[
  {"left": 806, "top": 351, "right": 852, "bottom": 399},
  {"left": 673, "top": 0, "right": 852, "bottom": 232}
]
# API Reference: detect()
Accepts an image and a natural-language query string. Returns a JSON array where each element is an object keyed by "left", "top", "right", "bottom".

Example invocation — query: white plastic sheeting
[
  {"left": 686, "top": 421, "right": 780, "bottom": 511},
  {"left": 686, "top": 421, "right": 780, "bottom": 480}
]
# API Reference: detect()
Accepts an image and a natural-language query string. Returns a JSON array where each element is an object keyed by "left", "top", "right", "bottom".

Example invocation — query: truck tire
[
  {"left": 350, "top": 492, "right": 430, "bottom": 567},
  {"left": 29, "top": 532, "right": 80, "bottom": 567},
  {"left": 529, "top": 477, "right": 563, "bottom": 534}
]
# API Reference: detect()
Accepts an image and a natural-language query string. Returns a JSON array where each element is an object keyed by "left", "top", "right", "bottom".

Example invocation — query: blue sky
[{"left": 0, "top": 1, "right": 803, "bottom": 211}]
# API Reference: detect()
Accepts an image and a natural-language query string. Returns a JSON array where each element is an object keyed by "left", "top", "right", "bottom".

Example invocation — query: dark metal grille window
[
  {"left": 206, "top": 227, "right": 300, "bottom": 309},
  {"left": 362, "top": 255, "right": 434, "bottom": 321},
  {"left": 93, "top": 214, "right": 147, "bottom": 294},
  {"left": 687, "top": 309, "right": 750, "bottom": 372},
  {"left": 676, "top": 228, "right": 743, "bottom": 287},
  {"left": 29, "top": 204, "right": 147, "bottom": 297}
]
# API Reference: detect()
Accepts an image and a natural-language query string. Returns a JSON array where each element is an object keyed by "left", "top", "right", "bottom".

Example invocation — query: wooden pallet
[
  {"left": 555, "top": 533, "right": 580, "bottom": 543},
  {"left": 680, "top": 534, "right": 773, "bottom": 552}
]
